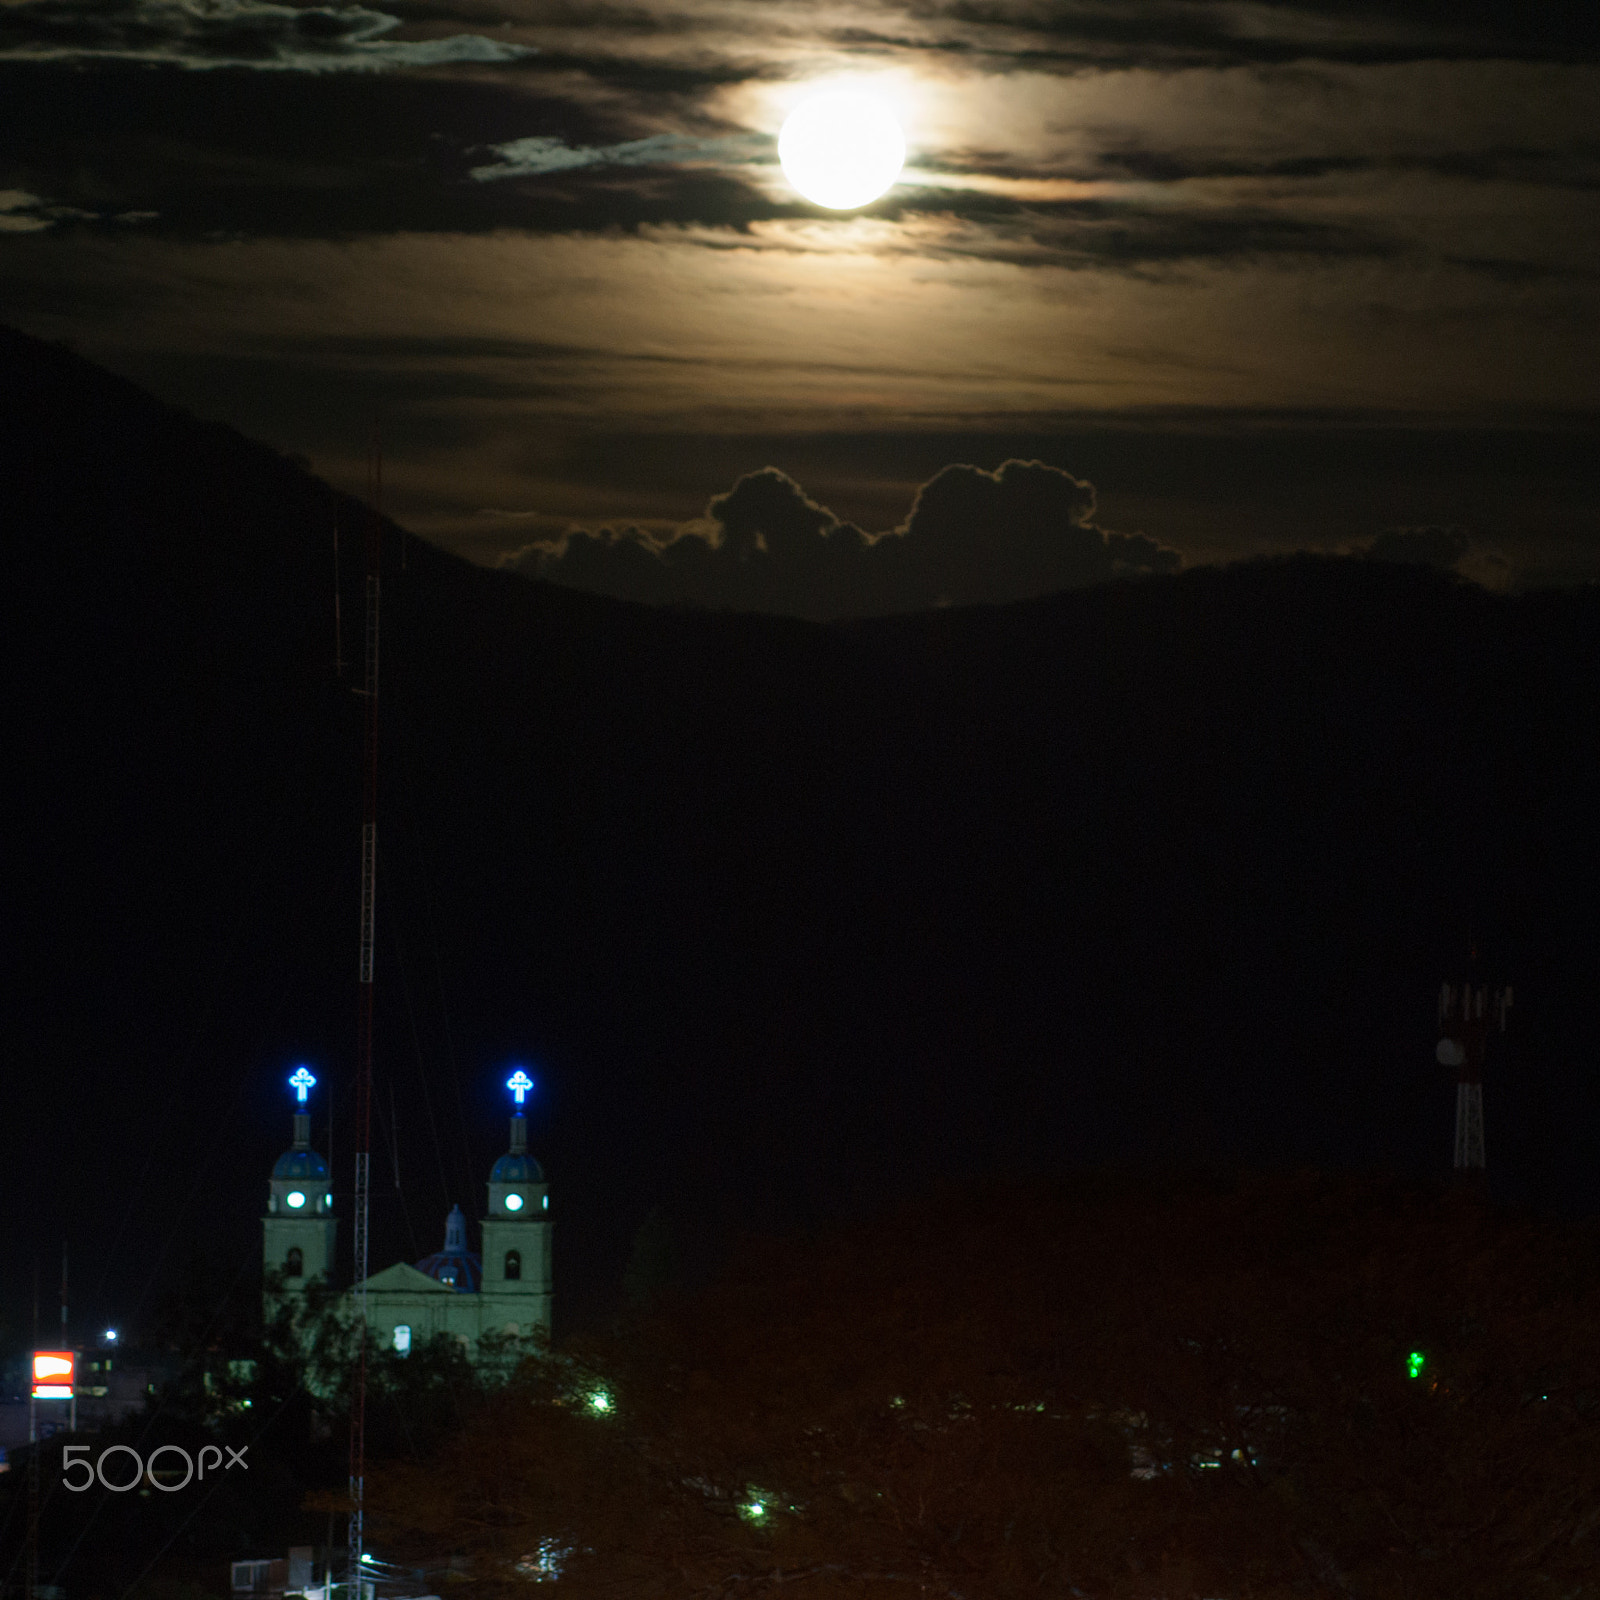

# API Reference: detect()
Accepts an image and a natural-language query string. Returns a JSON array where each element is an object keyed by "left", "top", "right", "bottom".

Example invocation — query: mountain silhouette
[{"left": 4, "top": 322, "right": 1599, "bottom": 1334}]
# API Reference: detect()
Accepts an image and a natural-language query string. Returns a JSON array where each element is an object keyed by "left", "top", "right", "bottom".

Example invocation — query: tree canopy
[{"left": 367, "top": 1173, "right": 1600, "bottom": 1599}]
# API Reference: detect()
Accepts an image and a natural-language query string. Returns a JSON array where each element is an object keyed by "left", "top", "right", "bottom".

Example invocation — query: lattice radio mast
[
  {"left": 1436, "top": 964, "right": 1510, "bottom": 1176},
  {"left": 26, "top": 1264, "right": 38, "bottom": 1600},
  {"left": 348, "top": 436, "right": 381, "bottom": 1596}
]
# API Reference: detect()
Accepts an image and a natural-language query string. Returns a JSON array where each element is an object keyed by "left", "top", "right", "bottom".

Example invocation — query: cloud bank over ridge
[{"left": 505, "top": 459, "right": 1182, "bottom": 620}]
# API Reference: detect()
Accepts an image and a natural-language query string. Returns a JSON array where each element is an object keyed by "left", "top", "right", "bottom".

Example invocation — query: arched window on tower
[
  {"left": 286, "top": 1247, "right": 303, "bottom": 1279},
  {"left": 504, "top": 1249, "right": 522, "bottom": 1282}
]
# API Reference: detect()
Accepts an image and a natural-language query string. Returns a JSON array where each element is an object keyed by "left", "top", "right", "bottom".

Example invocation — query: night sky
[
  {"left": 3, "top": 3, "right": 1600, "bottom": 1357},
  {"left": 2, "top": 0, "right": 1596, "bottom": 614}
]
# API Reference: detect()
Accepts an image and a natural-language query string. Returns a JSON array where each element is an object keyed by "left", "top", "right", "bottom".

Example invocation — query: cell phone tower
[
  {"left": 1436, "top": 964, "right": 1510, "bottom": 1176},
  {"left": 348, "top": 436, "right": 381, "bottom": 1597}
]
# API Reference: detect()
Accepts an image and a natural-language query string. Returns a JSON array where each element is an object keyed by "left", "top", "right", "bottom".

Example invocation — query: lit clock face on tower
[
  {"left": 286, "top": 1191, "right": 306, "bottom": 1209},
  {"left": 504, "top": 1193, "right": 525, "bottom": 1212}
]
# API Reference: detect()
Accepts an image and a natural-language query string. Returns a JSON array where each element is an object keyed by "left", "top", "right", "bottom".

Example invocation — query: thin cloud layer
[
  {"left": 0, "top": 189, "right": 51, "bottom": 232},
  {"left": 0, "top": 184, "right": 155, "bottom": 230},
  {"left": 508, "top": 459, "right": 1181, "bottom": 619},
  {"left": 470, "top": 132, "right": 766, "bottom": 183},
  {"left": 0, "top": 0, "right": 536, "bottom": 70}
]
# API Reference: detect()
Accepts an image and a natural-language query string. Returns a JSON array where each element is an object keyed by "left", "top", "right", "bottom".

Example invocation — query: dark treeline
[
  {"left": 11, "top": 1173, "right": 1599, "bottom": 1598},
  {"left": 372, "top": 1172, "right": 1600, "bottom": 1600},
  {"left": 4, "top": 323, "right": 1600, "bottom": 1350}
]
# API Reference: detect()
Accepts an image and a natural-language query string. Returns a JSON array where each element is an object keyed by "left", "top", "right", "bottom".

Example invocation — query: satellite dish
[{"left": 1436, "top": 1038, "right": 1465, "bottom": 1067}]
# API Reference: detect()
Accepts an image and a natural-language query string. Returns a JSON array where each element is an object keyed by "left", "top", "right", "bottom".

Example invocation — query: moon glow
[{"left": 778, "top": 91, "right": 905, "bottom": 210}]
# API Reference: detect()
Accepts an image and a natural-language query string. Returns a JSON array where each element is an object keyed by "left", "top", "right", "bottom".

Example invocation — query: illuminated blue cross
[
  {"left": 506, "top": 1070, "right": 534, "bottom": 1106},
  {"left": 289, "top": 1066, "right": 317, "bottom": 1104}
]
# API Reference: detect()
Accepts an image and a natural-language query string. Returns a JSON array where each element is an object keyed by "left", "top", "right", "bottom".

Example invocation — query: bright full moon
[{"left": 778, "top": 91, "right": 905, "bottom": 210}]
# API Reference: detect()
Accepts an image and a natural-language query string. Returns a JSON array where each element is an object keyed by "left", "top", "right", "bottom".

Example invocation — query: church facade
[{"left": 263, "top": 1074, "right": 552, "bottom": 1359}]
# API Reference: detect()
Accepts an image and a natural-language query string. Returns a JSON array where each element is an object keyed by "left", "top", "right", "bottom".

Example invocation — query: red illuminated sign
[{"left": 32, "top": 1351, "right": 74, "bottom": 1398}]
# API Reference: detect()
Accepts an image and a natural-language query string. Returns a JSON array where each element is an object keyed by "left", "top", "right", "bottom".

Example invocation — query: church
[{"left": 262, "top": 1069, "right": 551, "bottom": 1358}]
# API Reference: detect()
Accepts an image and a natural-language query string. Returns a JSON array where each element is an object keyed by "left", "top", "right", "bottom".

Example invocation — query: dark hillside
[{"left": 4, "top": 322, "right": 1600, "bottom": 1335}]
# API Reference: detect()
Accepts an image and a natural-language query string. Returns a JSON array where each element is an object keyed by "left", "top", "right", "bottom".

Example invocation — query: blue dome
[
  {"left": 415, "top": 1205, "right": 480, "bottom": 1292},
  {"left": 272, "top": 1148, "right": 329, "bottom": 1180},
  {"left": 491, "top": 1152, "right": 544, "bottom": 1183},
  {"left": 414, "top": 1251, "right": 481, "bottom": 1293}
]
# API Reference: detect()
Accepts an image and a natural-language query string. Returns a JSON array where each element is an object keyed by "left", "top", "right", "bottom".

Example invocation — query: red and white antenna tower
[
  {"left": 1436, "top": 967, "right": 1510, "bottom": 1175},
  {"left": 348, "top": 435, "right": 381, "bottom": 1594}
]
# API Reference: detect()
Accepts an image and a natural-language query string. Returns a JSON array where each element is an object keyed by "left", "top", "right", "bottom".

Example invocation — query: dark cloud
[
  {"left": 927, "top": 0, "right": 1598, "bottom": 65},
  {"left": 1357, "top": 525, "right": 1472, "bottom": 569},
  {"left": 1085, "top": 148, "right": 1600, "bottom": 189},
  {"left": 0, "top": 0, "right": 534, "bottom": 70},
  {"left": 876, "top": 193, "right": 1397, "bottom": 270},
  {"left": 509, "top": 459, "right": 1182, "bottom": 619}
]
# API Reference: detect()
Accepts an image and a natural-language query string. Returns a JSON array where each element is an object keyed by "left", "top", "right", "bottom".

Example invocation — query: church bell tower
[
  {"left": 263, "top": 1066, "right": 338, "bottom": 1299},
  {"left": 479, "top": 1070, "right": 552, "bottom": 1337}
]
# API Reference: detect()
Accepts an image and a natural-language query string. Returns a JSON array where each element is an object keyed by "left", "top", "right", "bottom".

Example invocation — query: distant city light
[
  {"left": 586, "top": 1388, "right": 613, "bottom": 1415},
  {"left": 505, "top": 1193, "right": 525, "bottom": 1212},
  {"left": 741, "top": 1496, "right": 768, "bottom": 1523},
  {"left": 286, "top": 1190, "right": 306, "bottom": 1210},
  {"left": 515, "top": 1539, "right": 570, "bottom": 1582},
  {"left": 393, "top": 1324, "right": 412, "bottom": 1355},
  {"left": 289, "top": 1066, "right": 317, "bottom": 1104},
  {"left": 104, "top": 1329, "right": 117, "bottom": 1343},
  {"left": 1407, "top": 1351, "right": 1426, "bottom": 1379},
  {"left": 506, "top": 1069, "right": 534, "bottom": 1105}
]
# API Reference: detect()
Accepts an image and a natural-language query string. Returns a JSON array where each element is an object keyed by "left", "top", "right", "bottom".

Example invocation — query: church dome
[
  {"left": 491, "top": 1152, "right": 544, "bottom": 1183},
  {"left": 272, "top": 1147, "right": 329, "bottom": 1180},
  {"left": 415, "top": 1204, "right": 481, "bottom": 1292}
]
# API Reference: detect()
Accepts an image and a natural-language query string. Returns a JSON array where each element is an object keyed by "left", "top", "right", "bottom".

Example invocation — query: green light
[
  {"left": 586, "top": 1388, "right": 613, "bottom": 1415},
  {"left": 1407, "top": 1351, "right": 1425, "bottom": 1380},
  {"left": 741, "top": 1497, "right": 767, "bottom": 1523}
]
